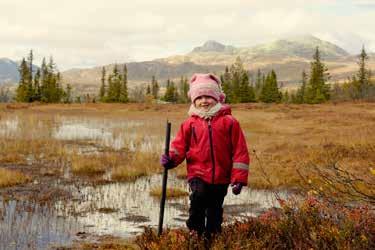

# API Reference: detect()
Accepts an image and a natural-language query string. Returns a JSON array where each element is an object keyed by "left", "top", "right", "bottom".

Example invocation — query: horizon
[{"left": 1, "top": 0, "right": 375, "bottom": 70}]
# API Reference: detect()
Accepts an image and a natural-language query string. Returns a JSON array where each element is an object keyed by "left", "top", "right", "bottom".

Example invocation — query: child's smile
[{"left": 194, "top": 95, "right": 217, "bottom": 111}]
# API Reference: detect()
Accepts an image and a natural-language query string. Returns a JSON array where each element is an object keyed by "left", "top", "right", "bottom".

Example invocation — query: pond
[{"left": 0, "top": 175, "right": 291, "bottom": 250}]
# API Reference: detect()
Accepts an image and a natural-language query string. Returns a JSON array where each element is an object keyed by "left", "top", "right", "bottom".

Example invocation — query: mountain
[
  {"left": 0, "top": 58, "right": 19, "bottom": 85},
  {"left": 192, "top": 40, "right": 235, "bottom": 53},
  {"left": 2, "top": 35, "right": 374, "bottom": 95},
  {"left": 162, "top": 35, "right": 351, "bottom": 65},
  {"left": 243, "top": 35, "right": 350, "bottom": 60}
]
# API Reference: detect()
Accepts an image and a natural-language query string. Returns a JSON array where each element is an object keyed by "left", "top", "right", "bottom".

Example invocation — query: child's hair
[{"left": 188, "top": 73, "right": 226, "bottom": 103}]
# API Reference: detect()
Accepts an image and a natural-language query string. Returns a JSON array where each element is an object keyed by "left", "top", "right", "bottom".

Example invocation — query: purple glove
[
  {"left": 160, "top": 154, "right": 174, "bottom": 169},
  {"left": 231, "top": 183, "right": 243, "bottom": 195}
]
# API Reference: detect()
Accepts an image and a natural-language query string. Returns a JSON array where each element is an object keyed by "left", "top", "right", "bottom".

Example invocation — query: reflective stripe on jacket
[{"left": 169, "top": 105, "right": 250, "bottom": 185}]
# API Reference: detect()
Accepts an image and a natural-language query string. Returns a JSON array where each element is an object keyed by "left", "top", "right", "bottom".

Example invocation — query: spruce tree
[
  {"left": 163, "top": 79, "right": 177, "bottom": 102},
  {"left": 221, "top": 66, "right": 233, "bottom": 103},
  {"left": 355, "top": 46, "right": 371, "bottom": 99},
  {"left": 260, "top": 70, "right": 281, "bottom": 103},
  {"left": 119, "top": 64, "right": 128, "bottom": 103},
  {"left": 296, "top": 70, "right": 307, "bottom": 103},
  {"left": 305, "top": 47, "right": 330, "bottom": 103},
  {"left": 239, "top": 71, "right": 255, "bottom": 102},
  {"left": 15, "top": 58, "right": 30, "bottom": 102},
  {"left": 229, "top": 57, "right": 244, "bottom": 103},
  {"left": 151, "top": 75, "right": 159, "bottom": 100},
  {"left": 177, "top": 76, "right": 189, "bottom": 103},
  {"left": 33, "top": 68, "right": 41, "bottom": 101},
  {"left": 106, "top": 64, "right": 121, "bottom": 102},
  {"left": 99, "top": 67, "right": 106, "bottom": 101}
]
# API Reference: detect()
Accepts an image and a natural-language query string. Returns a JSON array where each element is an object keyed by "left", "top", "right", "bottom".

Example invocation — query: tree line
[
  {"left": 13, "top": 47, "right": 375, "bottom": 104},
  {"left": 15, "top": 50, "right": 72, "bottom": 103}
]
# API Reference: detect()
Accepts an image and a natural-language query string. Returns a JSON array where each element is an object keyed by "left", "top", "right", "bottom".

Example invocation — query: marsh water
[
  {"left": 0, "top": 114, "right": 291, "bottom": 249},
  {"left": 0, "top": 175, "right": 290, "bottom": 250}
]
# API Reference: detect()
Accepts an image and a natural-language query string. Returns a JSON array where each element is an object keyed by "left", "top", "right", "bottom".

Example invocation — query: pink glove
[
  {"left": 160, "top": 154, "right": 174, "bottom": 169},
  {"left": 231, "top": 183, "right": 243, "bottom": 195}
]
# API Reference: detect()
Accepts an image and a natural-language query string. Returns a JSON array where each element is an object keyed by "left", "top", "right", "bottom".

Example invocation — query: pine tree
[
  {"left": 151, "top": 75, "right": 159, "bottom": 100},
  {"left": 354, "top": 46, "right": 371, "bottom": 99},
  {"left": 305, "top": 47, "right": 330, "bottom": 103},
  {"left": 282, "top": 90, "right": 290, "bottom": 103},
  {"left": 178, "top": 76, "right": 189, "bottom": 103},
  {"left": 296, "top": 70, "right": 307, "bottom": 103},
  {"left": 229, "top": 57, "right": 244, "bottom": 103},
  {"left": 99, "top": 67, "right": 106, "bottom": 101},
  {"left": 33, "top": 68, "right": 41, "bottom": 101},
  {"left": 221, "top": 66, "right": 233, "bottom": 103},
  {"left": 163, "top": 79, "right": 177, "bottom": 102},
  {"left": 15, "top": 58, "right": 30, "bottom": 102},
  {"left": 239, "top": 71, "right": 255, "bottom": 102},
  {"left": 16, "top": 52, "right": 66, "bottom": 103},
  {"left": 119, "top": 64, "right": 128, "bottom": 103},
  {"left": 260, "top": 70, "right": 282, "bottom": 103},
  {"left": 255, "top": 69, "right": 263, "bottom": 101},
  {"left": 107, "top": 64, "right": 121, "bottom": 102}
]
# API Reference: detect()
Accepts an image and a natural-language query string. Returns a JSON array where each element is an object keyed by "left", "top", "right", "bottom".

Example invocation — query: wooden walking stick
[{"left": 158, "top": 120, "right": 171, "bottom": 236}]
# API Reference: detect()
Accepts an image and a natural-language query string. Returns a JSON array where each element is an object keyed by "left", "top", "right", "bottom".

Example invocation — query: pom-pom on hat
[{"left": 188, "top": 73, "right": 226, "bottom": 103}]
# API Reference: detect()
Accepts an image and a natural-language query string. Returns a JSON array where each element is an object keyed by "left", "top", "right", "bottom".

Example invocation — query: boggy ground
[{"left": 0, "top": 102, "right": 374, "bottom": 248}]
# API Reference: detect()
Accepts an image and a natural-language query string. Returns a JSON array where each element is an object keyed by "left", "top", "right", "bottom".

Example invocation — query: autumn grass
[
  {"left": 0, "top": 102, "right": 374, "bottom": 189},
  {"left": 71, "top": 155, "right": 108, "bottom": 175},
  {"left": 71, "top": 235, "right": 137, "bottom": 250},
  {"left": 0, "top": 168, "right": 30, "bottom": 188},
  {"left": 112, "top": 166, "right": 146, "bottom": 182},
  {"left": 149, "top": 186, "right": 188, "bottom": 199}
]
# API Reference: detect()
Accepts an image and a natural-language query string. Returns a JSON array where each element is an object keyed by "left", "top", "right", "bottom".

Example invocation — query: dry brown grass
[
  {"left": 112, "top": 166, "right": 146, "bottom": 182},
  {"left": 149, "top": 186, "right": 188, "bottom": 199},
  {"left": 71, "top": 235, "right": 137, "bottom": 250},
  {"left": 0, "top": 102, "right": 374, "bottom": 189},
  {"left": 0, "top": 168, "right": 30, "bottom": 188}
]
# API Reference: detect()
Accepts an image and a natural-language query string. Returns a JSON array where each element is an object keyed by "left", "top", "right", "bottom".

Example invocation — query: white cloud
[{"left": 0, "top": 0, "right": 374, "bottom": 69}]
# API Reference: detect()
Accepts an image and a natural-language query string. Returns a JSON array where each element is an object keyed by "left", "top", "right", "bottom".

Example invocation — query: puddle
[
  {"left": 53, "top": 120, "right": 163, "bottom": 152},
  {"left": 0, "top": 175, "right": 291, "bottom": 249}
]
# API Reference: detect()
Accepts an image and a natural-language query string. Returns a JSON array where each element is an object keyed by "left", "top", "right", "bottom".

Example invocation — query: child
[{"left": 160, "top": 73, "right": 250, "bottom": 237}]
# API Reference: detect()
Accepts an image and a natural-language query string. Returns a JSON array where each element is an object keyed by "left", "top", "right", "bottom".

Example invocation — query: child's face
[{"left": 194, "top": 95, "right": 217, "bottom": 111}]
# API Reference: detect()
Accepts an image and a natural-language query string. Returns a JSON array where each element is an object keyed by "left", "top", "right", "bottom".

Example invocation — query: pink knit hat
[{"left": 188, "top": 73, "right": 226, "bottom": 103}]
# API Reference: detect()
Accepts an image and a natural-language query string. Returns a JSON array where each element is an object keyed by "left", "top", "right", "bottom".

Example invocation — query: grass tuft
[
  {"left": 0, "top": 168, "right": 30, "bottom": 188},
  {"left": 149, "top": 186, "right": 188, "bottom": 199},
  {"left": 112, "top": 166, "right": 146, "bottom": 182}
]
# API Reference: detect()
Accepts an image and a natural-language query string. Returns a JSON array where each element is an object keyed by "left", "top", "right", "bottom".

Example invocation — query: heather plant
[{"left": 136, "top": 197, "right": 375, "bottom": 249}]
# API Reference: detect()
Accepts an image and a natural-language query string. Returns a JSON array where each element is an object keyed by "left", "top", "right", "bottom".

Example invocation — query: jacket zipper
[{"left": 208, "top": 119, "right": 216, "bottom": 184}]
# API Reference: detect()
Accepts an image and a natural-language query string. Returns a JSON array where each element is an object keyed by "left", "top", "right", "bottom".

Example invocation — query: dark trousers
[{"left": 186, "top": 177, "right": 228, "bottom": 236}]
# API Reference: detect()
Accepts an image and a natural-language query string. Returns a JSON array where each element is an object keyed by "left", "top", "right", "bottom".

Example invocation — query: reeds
[
  {"left": 149, "top": 186, "right": 188, "bottom": 199},
  {"left": 0, "top": 168, "right": 30, "bottom": 187}
]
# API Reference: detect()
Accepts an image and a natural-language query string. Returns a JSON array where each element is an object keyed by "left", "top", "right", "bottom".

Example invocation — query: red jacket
[{"left": 170, "top": 105, "right": 250, "bottom": 185}]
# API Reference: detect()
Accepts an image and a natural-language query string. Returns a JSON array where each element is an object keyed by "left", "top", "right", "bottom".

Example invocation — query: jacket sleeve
[
  {"left": 230, "top": 118, "right": 250, "bottom": 186},
  {"left": 169, "top": 122, "right": 190, "bottom": 167}
]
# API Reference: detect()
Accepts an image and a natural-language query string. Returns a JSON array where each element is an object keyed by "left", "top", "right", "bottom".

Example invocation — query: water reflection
[{"left": 0, "top": 175, "right": 290, "bottom": 249}]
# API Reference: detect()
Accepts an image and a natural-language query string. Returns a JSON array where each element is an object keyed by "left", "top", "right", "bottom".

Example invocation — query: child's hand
[
  {"left": 160, "top": 154, "right": 174, "bottom": 169},
  {"left": 231, "top": 183, "right": 243, "bottom": 195}
]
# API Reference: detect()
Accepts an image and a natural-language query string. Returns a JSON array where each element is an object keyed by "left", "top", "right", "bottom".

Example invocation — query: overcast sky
[{"left": 1, "top": 0, "right": 375, "bottom": 70}]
